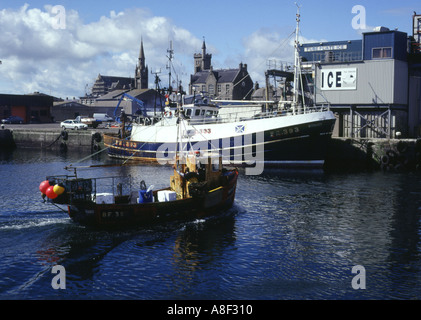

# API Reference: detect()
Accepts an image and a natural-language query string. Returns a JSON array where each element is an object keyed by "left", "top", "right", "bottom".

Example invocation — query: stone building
[
  {"left": 189, "top": 40, "right": 254, "bottom": 100},
  {"left": 91, "top": 74, "right": 134, "bottom": 97}
]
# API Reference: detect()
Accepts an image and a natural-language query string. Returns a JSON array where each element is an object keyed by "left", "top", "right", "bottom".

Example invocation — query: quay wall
[
  {"left": 1, "top": 128, "right": 104, "bottom": 152},
  {"left": 2, "top": 127, "right": 421, "bottom": 172},
  {"left": 325, "top": 138, "right": 421, "bottom": 172},
  {"left": 0, "top": 129, "right": 15, "bottom": 148}
]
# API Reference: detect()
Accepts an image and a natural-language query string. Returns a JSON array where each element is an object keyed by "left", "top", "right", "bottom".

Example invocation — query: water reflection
[
  {"left": 238, "top": 170, "right": 421, "bottom": 299},
  {"left": 169, "top": 214, "right": 237, "bottom": 298},
  {"left": 2, "top": 148, "right": 421, "bottom": 299}
]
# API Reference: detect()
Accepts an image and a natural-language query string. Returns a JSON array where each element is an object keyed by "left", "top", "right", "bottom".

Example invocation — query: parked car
[
  {"left": 1, "top": 116, "right": 24, "bottom": 124},
  {"left": 60, "top": 120, "right": 88, "bottom": 130},
  {"left": 93, "top": 113, "right": 114, "bottom": 122}
]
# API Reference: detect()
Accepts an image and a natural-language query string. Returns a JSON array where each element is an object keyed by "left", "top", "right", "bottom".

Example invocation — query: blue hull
[{"left": 104, "top": 118, "right": 335, "bottom": 168}]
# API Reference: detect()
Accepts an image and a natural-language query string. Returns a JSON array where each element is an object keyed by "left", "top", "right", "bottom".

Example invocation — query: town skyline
[{"left": 0, "top": 0, "right": 420, "bottom": 99}]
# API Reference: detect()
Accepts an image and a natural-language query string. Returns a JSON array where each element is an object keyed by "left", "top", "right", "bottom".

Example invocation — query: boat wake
[{"left": 0, "top": 217, "right": 70, "bottom": 231}]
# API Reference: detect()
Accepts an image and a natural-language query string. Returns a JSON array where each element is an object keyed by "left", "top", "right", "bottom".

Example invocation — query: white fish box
[
  {"left": 95, "top": 193, "right": 114, "bottom": 204},
  {"left": 157, "top": 190, "right": 177, "bottom": 202}
]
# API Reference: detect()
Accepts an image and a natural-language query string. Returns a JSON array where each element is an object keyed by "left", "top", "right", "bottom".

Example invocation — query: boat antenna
[
  {"left": 175, "top": 85, "right": 183, "bottom": 166},
  {"left": 152, "top": 69, "right": 161, "bottom": 117},
  {"left": 293, "top": 2, "right": 302, "bottom": 115},
  {"left": 166, "top": 40, "right": 174, "bottom": 92}
]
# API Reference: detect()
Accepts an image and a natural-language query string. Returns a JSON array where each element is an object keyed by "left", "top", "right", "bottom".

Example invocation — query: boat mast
[
  {"left": 175, "top": 88, "right": 183, "bottom": 166},
  {"left": 293, "top": 2, "right": 302, "bottom": 115},
  {"left": 167, "top": 40, "right": 174, "bottom": 92}
]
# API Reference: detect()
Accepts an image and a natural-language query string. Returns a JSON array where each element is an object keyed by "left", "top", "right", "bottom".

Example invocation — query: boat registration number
[
  {"left": 101, "top": 210, "right": 129, "bottom": 220},
  {"left": 194, "top": 128, "right": 212, "bottom": 135},
  {"left": 116, "top": 140, "right": 138, "bottom": 149},
  {"left": 270, "top": 127, "right": 300, "bottom": 138}
]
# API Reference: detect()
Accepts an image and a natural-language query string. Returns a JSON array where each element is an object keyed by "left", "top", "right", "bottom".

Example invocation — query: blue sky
[{"left": 0, "top": 1, "right": 420, "bottom": 98}]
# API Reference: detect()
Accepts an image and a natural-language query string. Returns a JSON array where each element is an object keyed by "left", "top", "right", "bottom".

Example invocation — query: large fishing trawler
[{"left": 104, "top": 6, "right": 336, "bottom": 170}]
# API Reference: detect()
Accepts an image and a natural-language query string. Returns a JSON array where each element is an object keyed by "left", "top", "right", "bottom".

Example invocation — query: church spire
[
  {"left": 139, "top": 37, "right": 145, "bottom": 65},
  {"left": 135, "top": 37, "right": 148, "bottom": 89}
]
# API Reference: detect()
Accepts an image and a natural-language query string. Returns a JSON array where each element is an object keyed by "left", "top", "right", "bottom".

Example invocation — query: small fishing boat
[{"left": 39, "top": 116, "right": 239, "bottom": 228}]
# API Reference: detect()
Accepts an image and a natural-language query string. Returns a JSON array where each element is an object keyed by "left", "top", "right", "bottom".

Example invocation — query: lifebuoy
[
  {"left": 164, "top": 111, "right": 172, "bottom": 117},
  {"left": 381, "top": 155, "right": 390, "bottom": 165},
  {"left": 93, "top": 132, "right": 102, "bottom": 143},
  {"left": 61, "top": 130, "right": 68, "bottom": 141}
]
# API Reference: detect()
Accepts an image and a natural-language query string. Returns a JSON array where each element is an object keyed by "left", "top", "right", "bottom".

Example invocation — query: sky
[{"left": 0, "top": 0, "right": 420, "bottom": 99}]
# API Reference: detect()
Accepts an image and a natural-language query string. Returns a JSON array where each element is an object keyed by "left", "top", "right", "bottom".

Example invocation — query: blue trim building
[
  {"left": 300, "top": 27, "right": 421, "bottom": 138},
  {"left": 301, "top": 40, "right": 362, "bottom": 63}
]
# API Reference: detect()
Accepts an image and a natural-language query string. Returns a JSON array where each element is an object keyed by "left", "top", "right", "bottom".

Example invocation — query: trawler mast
[{"left": 293, "top": 2, "right": 303, "bottom": 115}]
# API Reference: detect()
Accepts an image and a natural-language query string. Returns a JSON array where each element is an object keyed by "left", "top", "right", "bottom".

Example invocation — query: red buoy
[
  {"left": 46, "top": 185, "right": 58, "bottom": 199},
  {"left": 39, "top": 180, "right": 50, "bottom": 194}
]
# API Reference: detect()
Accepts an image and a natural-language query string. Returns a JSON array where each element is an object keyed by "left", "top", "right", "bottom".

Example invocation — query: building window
[
  {"left": 372, "top": 47, "right": 392, "bottom": 59},
  {"left": 208, "top": 84, "right": 214, "bottom": 95},
  {"left": 225, "top": 84, "right": 230, "bottom": 95},
  {"left": 217, "top": 84, "right": 221, "bottom": 94}
]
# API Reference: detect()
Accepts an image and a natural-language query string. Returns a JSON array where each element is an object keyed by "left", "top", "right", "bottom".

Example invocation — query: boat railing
[
  {"left": 185, "top": 103, "right": 331, "bottom": 125},
  {"left": 93, "top": 175, "right": 133, "bottom": 199},
  {"left": 47, "top": 174, "right": 135, "bottom": 203},
  {"left": 137, "top": 102, "right": 331, "bottom": 127}
]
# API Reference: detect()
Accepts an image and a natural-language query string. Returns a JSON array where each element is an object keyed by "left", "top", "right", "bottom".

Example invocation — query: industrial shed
[{"left": 303, "top": 28, "right": 421, "bottom": 138}]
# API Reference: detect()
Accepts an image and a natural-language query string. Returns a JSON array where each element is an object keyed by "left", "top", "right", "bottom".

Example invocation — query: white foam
[{"left": 0, "top": 218, "right": 69, "bottom": 231}]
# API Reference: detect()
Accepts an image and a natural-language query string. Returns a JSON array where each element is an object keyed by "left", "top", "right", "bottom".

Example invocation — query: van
[{"left": 93, "top": 113, "right": 114, "bottom": 122}]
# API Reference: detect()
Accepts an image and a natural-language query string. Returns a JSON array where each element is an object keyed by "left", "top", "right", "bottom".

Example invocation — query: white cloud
[
  {"left": 0, "top": 4, "right": 329, "bottom": 99},
  {"left": 0, "top": 5, "right": 201, "bottom": 98},
  {"left": 241, "top": 27, "right": 328, "bottom": 86},
  {"left": 242, "top": 28, "right": 295, "bottom": 86}
]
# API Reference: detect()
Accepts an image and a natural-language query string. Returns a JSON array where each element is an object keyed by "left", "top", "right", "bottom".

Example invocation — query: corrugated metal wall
[{"left": 315, "top": 59, "right": 408, "bottom": 106}]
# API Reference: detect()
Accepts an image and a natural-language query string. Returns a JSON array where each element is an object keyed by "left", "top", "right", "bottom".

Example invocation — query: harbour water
[{"left": 0, "top": 148, "right": 421, "bottom": 301}]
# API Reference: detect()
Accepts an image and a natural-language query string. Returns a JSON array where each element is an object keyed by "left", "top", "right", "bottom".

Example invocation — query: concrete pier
[
  {"left": 11, "top": 129, "right": 94, "bottom": 150},
  {"left": 0, "top": 124, "right": 113, "bottom": 152}
]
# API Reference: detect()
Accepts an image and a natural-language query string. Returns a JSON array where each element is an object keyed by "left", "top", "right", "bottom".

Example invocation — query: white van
[{"left": 93, "top": 113, "right": 114, "bottom": 122}]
